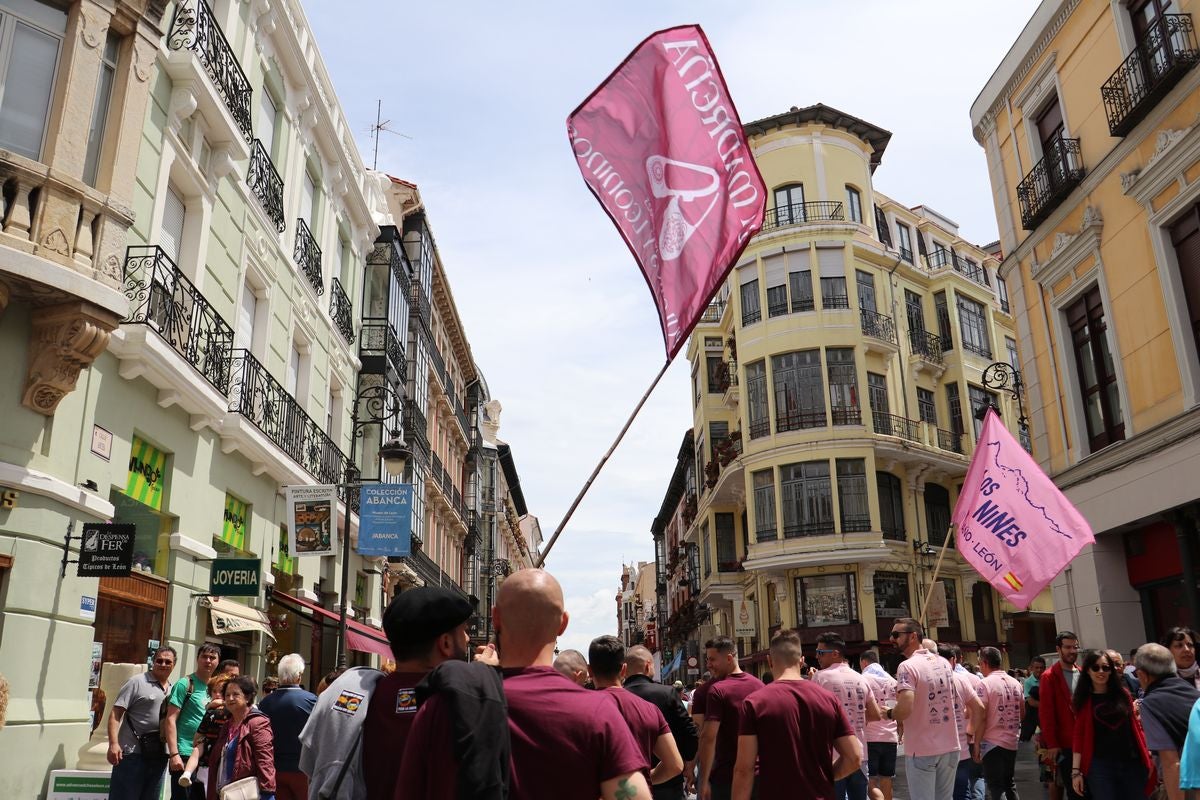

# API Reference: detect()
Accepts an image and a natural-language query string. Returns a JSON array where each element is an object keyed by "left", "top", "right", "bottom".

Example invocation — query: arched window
[
  {"left": 878, "top": 472, "right": 905, "bottom": 542},
  {"left": 925, "top": 484, "right": 952, "bottom": 547},
  {"left": 846, "top": 185, "right": 863, "bottom": 223},
  {"left": 773, "top": 183, "right": 805, "bottom": 225}
]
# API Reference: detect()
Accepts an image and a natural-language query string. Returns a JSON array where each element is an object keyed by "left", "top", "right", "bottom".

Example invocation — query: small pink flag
[
  {"left": 951, "top": 409, "right": 1095, "bottom": 610},
  {"left": 567, "top": 24, "right": 766, "bottom": 358}
]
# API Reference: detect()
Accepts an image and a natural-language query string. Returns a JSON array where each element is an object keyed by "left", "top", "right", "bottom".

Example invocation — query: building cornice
[{"left": 1054, "top": 406, "right": 1200, "bottom": 490}]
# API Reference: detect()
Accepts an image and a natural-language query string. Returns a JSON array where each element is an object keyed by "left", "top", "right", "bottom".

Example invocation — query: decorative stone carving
[
  {"left": 132, "top": 37, "right": 154, "bottom": 82},
  {"left": 1050, "top": 231, "right": 1076, "bottom": 258},
  {"left": 78, "top": 5, "right": 107, "bottom": 49},
  {"left": 1081, "top": 205, "right": 1102, "bottom": 229},
  {"left": 167, "top": 85, "right": 199, "bottom": 132},
  {"left": 22, "top": 302, "right": 120, "bottom": 415},
  {"left": 101, "top": 253, "right": 121, "bottom": 281},
  {"left": 1146, "top": 127, "right": 1192, "bottom": 170},
  {"left": 41, "top": 228, "right": 71, "bottom": 257},
  {"left": 481, "top": 399, "right": 502, "bottom": 444},
  {"left": 1121, "top": 170, "right": 1141, "bottom": 192}
]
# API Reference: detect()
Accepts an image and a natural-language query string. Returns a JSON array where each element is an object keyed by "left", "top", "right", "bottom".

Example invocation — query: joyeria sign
[{"left": 568, "top": 24, "right": 765, "bottom": 358}]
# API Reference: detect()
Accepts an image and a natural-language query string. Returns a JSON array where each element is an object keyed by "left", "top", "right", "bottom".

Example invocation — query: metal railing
[
  {"left": 749, "top": 418, "right": 770, "bottom": 439},
  {"left": 841, "top": 516, "right": 873, "bottom": 534},
  {"left": 166, "top": 0, "right": 252, "bottom": 141},
  {"left": 1103, "top": 14, "right": 1200, "bottom": 136},
  {"left": 294, "top": 218, "right": 323, "bottom": 296},
  {"left": 715, "top": 360, "right": 738, "bottom": 392},
  {"left": 226, "top": 349, "right": 347, "bottom": 485},
  {"left": 963, "top": 340, "right": 994, "bottom": 359},
  {"left": 831, "top": 406, "right": 862, "bottom": 426},
  {"left": 248, "top": 140, "right": 285, "bottom": 233},
  {"left": 122, "top": 246, "right": 234, "bottom": 393},
  {"left": 700, "top": 300, "right": 726, "bottom": 323},
  {"left": 1017, "top": 137, "right": 1084, "bottom": 230},
  {"left": 938, "top": 428, "right": 965, "bottom": 454},
  {"left": 872, "top": 411, "right": 920, "bottom": 441},
  {"left": 404, "top": 399, "right": 429, "bottom": 457},
  {"left": 952, "top": 253, "right": 990, "bottom": 287},
  {"left": 822, "top": 294, "right": 850, "bottom": 310},
  {"left": 329, "top": 278, "right": 354, "bottom": 343},
  {"left": 909, "top": 329, "right": 945, "bottom": 364},
  {"left": 923, "top": 250, "right": 953, "bottom": 271},
  {"left": 359, "top": 319, "right": 406, "bottom": 383},
  {"left": 860, "top": 309, "right": 897, "bottom": 344},
  {"left": 776, "top": 410, "right": 826, "bottom": 433},
  {"left": 431, "top": 452, "right": 444, "bottom": 491},
  {"left": 783, "top": 520, "right": 835, "bottom": 539},
  {"left": 760, "top": 201, "right": 844, "bottom": 231},
  {"left": 899, "top": 246, "right": 914, "bottom": 263}
]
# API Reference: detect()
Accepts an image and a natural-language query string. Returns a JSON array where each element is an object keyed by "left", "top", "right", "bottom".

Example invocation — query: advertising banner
[
  {"left": 357, "top": 483, "right": 413, "bottom": 557},
  {"left": 286, "top": 485, "right": 338, "bottom": 557},
  {"left": 734, "top": 597, "right": 756, "bottom": 637},
  {"left": 77, "top": 524, "right": 134, "bottom": 577},
  {"left": 926, "top": 581, "right": 950, "bottom": 628}
]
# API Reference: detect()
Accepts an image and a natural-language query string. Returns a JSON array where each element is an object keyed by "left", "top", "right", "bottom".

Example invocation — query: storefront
[
  {"left": 201, "top": 596, "right": 275, "bottom": 665},
  {"left": 1125, "top": 517, "right": 1200, "bottom": 639},
  {"left": 270, "top": 589, "right": 392, "bottom": 684}
]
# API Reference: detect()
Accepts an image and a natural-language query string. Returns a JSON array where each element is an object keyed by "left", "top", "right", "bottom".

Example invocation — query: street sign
[
  {"left": 357, "top": 483, "right": 413, "bottom": 557},
  {"left": 77, "top": 524, "right": 134, "bottom": 577},
  {"left": 687, "top": 656, "right": 698, "bottom": 668},
  {"left": 209, "top": 558, "right": 261, "bottom": 597}
]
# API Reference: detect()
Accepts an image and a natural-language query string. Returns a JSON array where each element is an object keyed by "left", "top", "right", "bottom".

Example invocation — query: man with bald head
[
  {"left": 624, "top": 645, "right": 699, "bottom": 800},
  {"left": 554, "top": 649, "right": 590, "bottom": 687},
  {"left": 495, "top": 569, "right": 652, "bottom": 800}
]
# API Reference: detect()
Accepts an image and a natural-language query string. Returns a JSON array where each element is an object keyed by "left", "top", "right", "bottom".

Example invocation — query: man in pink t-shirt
[
  {"left": 813, "top": 632, "right": 881, "bottom": 800},
  {"left": 937, "top": 642, "right": 986, "bottom": 800},
  {"left": 974, "top": 646, "right": 1024, "bottom": 799},
  {"left": 859, "top": 651, "right": 899, "bottom": 800},
  {"left": 884, "top": 618, "right": 961, "bottom": 800}
]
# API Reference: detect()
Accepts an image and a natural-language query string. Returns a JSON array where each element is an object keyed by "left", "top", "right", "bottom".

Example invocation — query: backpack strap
[{"left": 319, "top": 728, "right": 363, "bottom": 800}]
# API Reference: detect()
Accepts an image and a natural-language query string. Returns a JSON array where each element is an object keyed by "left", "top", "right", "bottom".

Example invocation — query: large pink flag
[
  {"left": 567, "top": 25, "right": 766, "bottom": 358},
  {"left": 951, "top": 409, "right": 1095, "bottom": 610}
]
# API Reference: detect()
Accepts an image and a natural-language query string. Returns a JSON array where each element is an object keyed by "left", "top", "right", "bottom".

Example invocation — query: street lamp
[
  {"left": 336, "top": 381, "right": 410, "bottom": 669},
  {"left": 977, "top": 361, "right": 1030, "bottom": 433}
]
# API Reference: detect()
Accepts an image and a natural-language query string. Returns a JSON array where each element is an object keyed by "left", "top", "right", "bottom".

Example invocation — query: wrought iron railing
[
  {"left": 430, "top": 452, "right": 444, "bottom": 492},
  {"left": 1017, "top": 137, "right": 1084, "bottom": 230},
  {"left": 248, "top": 139, "right": 285, "bottom": 233},
  {"left": 899, "top": 246, "right": 914, "bottom": 263},
  {"left": 742, "top": 305, "right": 761, "bottom": 326},
  {"left": 403, "top": 398, "right": 429, "bottom": 458},
  {"left": 963, "top": 339, "right": 993, "bottom": 359},
  {"left": 166, "top": 0, "right": 252, "bottom": 141},
  {"left": 924, "top": 250, "right": 953, "bottom": 271},
  {"left": 441, "top": 465, "right": 453, "bottom": 497},
  {"left": 1102, "top": 14, "right": 1200, "bottom": 136},
  {"left": 226, "top": 349, "right": 347, "bottom": 485},
  {"left": 359, "top": 319, "right": 405, "bottom": 383},
  {"left": 822, "top": 294, "right": 850, "bottom": 310},
  {"left": 329, "top": 278, "right": 354, "bottom": 343},
  {"left": 938, "top": 428, "right": 965, "bottom": 454},
  {"left": 700, "top": 300, "right": 726, "bottom": 323},
  {"left": 715, "top": 360, "right": 738, "bottom": 392},
  {"left": 860, "top": 309, "right": 897, "bottom": 344},
  {"left": 841, "top": 515, "right": 873, "bottom": 534},
  {"left": 783, "top": 520, "right": 835, "bottom": 538},
  {"left": 760, "top": 201, "right": 844, "bottom": 231},
  {"left": 294, "top": 218, "right": 323, "bottom": 296},
  {"left": 909, "top": 329, "right": 945, "bottom": 363},
  {"left": 455, "top": 403, "right": 470, "bottom": 437},
  {"left": 749, "top": 418, "right": 770, "bottom": 439},
  {"left": 872, "top": 411, "right": 920, "bottom": 442},
  {"left": 428, "top": 340, "right": 448, "bottom": 391},
  {"left": 122, "top": 246, "right": 234, "bottom": 393},
  {"left": 755, "top": 526, "right": 777, "bottom": 542},
  {"left": 777, "top": 410, "right": 826, "bottom": 433},
  {"left": 831, "top": 406, "right": 862, "bottom": 426}
]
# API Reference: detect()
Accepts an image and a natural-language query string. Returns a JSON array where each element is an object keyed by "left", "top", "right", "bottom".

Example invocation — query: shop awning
[
  {"left": 201, "top": 596, "right": 275, "bottom": 640},
  {"left": 270, "top": 590, "right": 392, "bottom": 657}
]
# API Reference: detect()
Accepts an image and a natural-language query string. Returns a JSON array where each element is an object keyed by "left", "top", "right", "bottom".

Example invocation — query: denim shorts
[{"left": 867, "top": 742, "right": 897, "bottom": 778}]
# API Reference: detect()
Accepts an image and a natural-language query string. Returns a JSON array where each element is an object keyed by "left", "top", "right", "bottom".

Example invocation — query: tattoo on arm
[{"left": 615, "top": 777, "right": 636, "bottom": 800}]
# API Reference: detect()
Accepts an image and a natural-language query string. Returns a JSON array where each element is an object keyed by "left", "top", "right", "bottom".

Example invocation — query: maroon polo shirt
[
  {"left": 361, "top": 671, "right": 425, "bottom": 800},
  {"left": 603, "top": 686, "right": 670, "bottom": 773},
  {"left": 395, "top": 693, "right": 457, "bottom": 800},
  {"left": 739, "top": 679, "right": 855, "bottom": 800},
  {"left": 705, "top": 671, "right": 764, "bottom": 785}
]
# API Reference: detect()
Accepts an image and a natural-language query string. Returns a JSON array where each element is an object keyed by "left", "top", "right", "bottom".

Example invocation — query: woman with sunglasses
[{"left": 1070, "top": 649, "right": 1156, "bottom": 799}]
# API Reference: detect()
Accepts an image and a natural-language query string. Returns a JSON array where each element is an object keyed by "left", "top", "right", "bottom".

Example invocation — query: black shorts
[{"left": 867, "top": 742, "right": 897, "bottom": 778}]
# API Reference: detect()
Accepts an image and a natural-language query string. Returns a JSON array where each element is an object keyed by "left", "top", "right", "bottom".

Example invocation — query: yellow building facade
[
  {"left": 682, "top": 104, "right": 1052, "bottom": 671},
  {"left": 972, "top": 0, "right": 1200, "bottom": 651}
]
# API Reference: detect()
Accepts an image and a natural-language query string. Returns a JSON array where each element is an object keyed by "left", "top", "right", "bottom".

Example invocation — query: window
[
  {"left": 875, "top": 205, "right": 892, "bottom": 246},
  {"left": 741, "top": 279, "right": 761, "bottom": 326},
  {"left": 997, "top": 277, "right": 1011, "bottom": 314},
  {"left": 873, "top": 571, "right": 912, "bottom": 622},
  {"left": 83, "top": 31, "right": 120, "bottom": 186},
  {"left": 1067, "top": 287, "right": 1125, "bottom": 451},
  {"left": 789, "top": 270, "right": 814, "bottom": 312},
  {"left": 752, "top": 469, "right": 776, "bottom": 542},
  {"left": 708, "top": 421, "right": 729, "bottom": 458},
  {"left": 929, "top": 241, "right": 950, "bottom": 269},
  {"left": 235, "top": 278, "right": 266, "bottom": 357},
  {"left": 773, "top": 183, "right": 805, "bottom": 225},
  {"left": 958, "top": 296, "right": 992, "bottom": 358},
  {"left": 1006, "top": 337, "right": 1020, "bottom": 370},
  {"left": 856, "top": 270, "right": 877, "bottom": 313},
  {"left": 821, "top": 276, "right": 849, "bottom": 309},
  {"left": 772, "top": 350, "right": 825, "bottom": 431},
  {"left": 160, "top": 186, "right": 187, "bottom": 266},
  {"left": 846, "top": 186, "right": 863, "bottom": 223},
  {"left": 746, "top": 359, "right": 769, "bottom": 439},
  {"left": 946, "top": 382, "right": 965, "bottom": 435},
  {"left": 701, "top": 520, "right": 711, "bottom": 577},
  {"left": 906, "top": 289, "right": 926, "bottom": 340},
  {"left": 767, "top": 284, "right": 788, "bottom": 317},
  {"left": 917, "top": 388, "right": 938, "bottom": 425},
  {"left": 826, "top": 348, "right": 859, "bottom": 425},
  {"left": 0, "top": 0, "right": 67, "bottom": 160},
  {"left": 706, "top": 355, "right": 724, "bottom": 394},
  {"left": 715, "top": 513, "right": 737, "bottom": 571},
  {"left": 259, "top": 87, "right": 279, "bottom": 158},
  {"left": 1168, "top": 204, "right": 1200, "bottom": 364},
  {"left": 934, "top": 292, "right": 953, "bottom": 350},
  {"left": 925, "top": 484, "right": 952, "bottom": 547},
  {"left": 286, "top": 343, "right": 301, "bottom": 396},
  {"left": 896, "top": 223, "right": 914, "bottom": 262},
  {"left": 836, "top": 459, "right": 870, "bottom": 533},
  {"left": 878, "top": 472, "right": 905, "bottom": 541},
  {"left": 780, "top": 460, "right": 833, "bottom": 537},
  {"left": 795, "top": 573, "right": 857, "bottom": 628},
  {"left": 692, "top": 366, "right": 699, "bottom": 406},
  {"left": 302, "top": 170, "right": 318, "bottom": 227},
  {"left": 969, "top": 385, "right": 999, "bottom": 439}
]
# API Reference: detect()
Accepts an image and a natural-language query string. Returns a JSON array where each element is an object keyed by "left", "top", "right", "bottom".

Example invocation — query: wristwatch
[{"left": 885, "top": 708, "right": 894, "bottom": 720}]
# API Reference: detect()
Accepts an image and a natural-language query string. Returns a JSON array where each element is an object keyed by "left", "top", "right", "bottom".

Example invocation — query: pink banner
[
  {"left": 951, "top": 409, "right": 1095, "bottom": 609},
  {"left": 567, "top": 25, "right": 766, "bottom": 358}
]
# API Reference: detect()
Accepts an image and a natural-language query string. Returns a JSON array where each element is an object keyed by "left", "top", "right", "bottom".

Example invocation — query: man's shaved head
[
  {"left": 625, "top": 645, "right": 653, "bottom": 676},
  {"left": 554, "top": 649, "right": 589, "bottom": 685},
  {"left": 494, "top": 569, "right": 569, "bottom": 666}
]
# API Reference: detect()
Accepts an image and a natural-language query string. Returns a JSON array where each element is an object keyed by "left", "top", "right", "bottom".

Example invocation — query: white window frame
[{"left": 0, "top": 0, "right": 67, "bottom": 162}]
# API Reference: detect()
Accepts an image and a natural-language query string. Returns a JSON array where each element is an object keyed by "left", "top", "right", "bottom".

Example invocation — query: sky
[{"left": 305, "top": 1, "right": 1044, "bottom": 657}]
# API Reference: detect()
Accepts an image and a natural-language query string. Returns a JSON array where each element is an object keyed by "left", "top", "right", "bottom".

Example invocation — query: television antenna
[{"left": 369, "top": 99, "right": 411, "bottom": 170}]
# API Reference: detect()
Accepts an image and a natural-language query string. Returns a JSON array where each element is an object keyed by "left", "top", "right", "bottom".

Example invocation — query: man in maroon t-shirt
[
  {"left": 588, "top": 634, "right": 683, "bottom": 787},
  {"left": 699, "top": 635, "right": 764, "bottom": 800},
  {"left": 735, "top": 629, "right": 862, "bottom": 800}
]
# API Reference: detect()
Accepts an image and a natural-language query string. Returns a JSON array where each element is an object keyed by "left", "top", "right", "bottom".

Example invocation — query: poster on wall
[
  {"left": 926, "top": 581, "right": 950, "bottom": 628},
  {"left": 285, "top": 485, "right": 338, "bottom": 557},
  {"left": 357, "top": 483, "right": 413, "bottom": 557},
  {"left": 89, "top": 643, "right": 102, "bottom": 688},
  {"left": 734, "top": 598, "right": 756, "bottom": 637},
  {"left": 803, "top": 576, "right": 851, "bottom": 627}
]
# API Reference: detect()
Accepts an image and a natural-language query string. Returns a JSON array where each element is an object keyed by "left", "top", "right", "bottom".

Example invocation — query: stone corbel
[
  {"left": 167, "top": 84, "right": 199, "bottom": 134},
  {"left": 23, "top": 302, "right": 121, "bottom": 415},
  {"left": 208, "top": 143, "right": 237, "bottom": 182}
]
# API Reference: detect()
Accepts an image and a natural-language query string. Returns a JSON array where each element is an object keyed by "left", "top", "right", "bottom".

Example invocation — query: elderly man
[
  {"left": 107, "top": 646, "right": 177, "bottom": 800},
  {"left": 258, "top": 653, "right": 316, "bottom": 800},
  {"left": 1136, "top": 642, "right": 1200, "bottom": 800}
]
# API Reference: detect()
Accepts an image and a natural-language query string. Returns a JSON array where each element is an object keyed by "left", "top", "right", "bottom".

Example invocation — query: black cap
[{"left": 382, "top": 586, "right": 474, "bottom": 650}]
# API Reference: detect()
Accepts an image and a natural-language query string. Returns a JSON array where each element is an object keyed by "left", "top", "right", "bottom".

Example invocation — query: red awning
[{"left": 270, "top": 590, "right": 392, "bottom": 656}]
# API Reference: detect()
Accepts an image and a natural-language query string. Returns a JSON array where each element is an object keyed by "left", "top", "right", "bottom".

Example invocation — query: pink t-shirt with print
[
  {"left": 950, "top": 671, "right": 977, "bottom": 760},
  {"left": 862, "top": 668, "right": 899, "bottom": 744},
  {"left": 813, "top": 662, "right": 874, "bottom": 774},
  {"left": 977, "top": 670, "right": 1024, "bottom": 751},
  {"left": 895, "top": 649, "right": 962, "bottom": 757}
]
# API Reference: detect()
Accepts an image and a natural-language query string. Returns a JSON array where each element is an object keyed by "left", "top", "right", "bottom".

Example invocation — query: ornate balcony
[
  {"left": 360, "top": 319, "right": 405, "bottom": 383},
  {"left": 860, "top": 309, "right": 898, "bottom": 354},
  {"left": 937, "top": 428, "right": 965, "bottom": 454},
  {"left": 700, "top": 300, "right": 726, "bottom": 324},
  {"left": 760, "top": 201, "right": 844, "bottom": 232},
  {"left": 121, "top": 246, "right": 233, "bottom": 393},
  {"left": 166, "top": 0, "right": 252, "bottom": 142},
  {"left": 872, "top": 411, "right": 920, "bottom": 442},
  {"left": 403, "top": 398, "right": 429, "bottom": 460},
  {"left": 831, "top": 406, "right": 862, "bottom": 426},
  {"left": 1103, "top": 15, "right": 1200, "bottom": 137},
  {"left": 1017, "top": 137, "right": 1084, "bottom": 230},
  {"left": 329, "top": 278, "right": 354, "bottom": 343},
  {"left": 294, "top": 218, "right": 323, "bottom": 296},
  {"left": 909, "top": 329, "right": 945, "bottom": 363},
  {"left": 248, "top": 140, "right": 285, "bottom": 233}
]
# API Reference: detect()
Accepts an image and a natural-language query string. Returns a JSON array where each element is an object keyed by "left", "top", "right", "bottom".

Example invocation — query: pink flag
[
  {"left": 567, "top": 25, "right": 766, "bottom": 358},
  {"left": 951, "top": 409, "right": 1095, "bottom": 609}
]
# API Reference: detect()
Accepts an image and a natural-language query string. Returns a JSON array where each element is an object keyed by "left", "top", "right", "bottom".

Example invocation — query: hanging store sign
[
  {"left": 210, "top": 558, "right": 261, "bottom": 597},
  {"left": 926, "top": 581, "right": 950, "bottom": 629},
  {"left": 734, "top": 598, "right": 756, "bottom": 637},
  {"left": 285, "top": 485, "right": 338, "bottom": 557},
  {"left": 77, "top": 523, "right": 135, "bottom": 577},
  {"left": 125, "top": 436, "right": 167, "bottom": 511},
  {"left": 357, "top": 483, "right": 413, "bottom": 557},
  {"left": 220, "top": 493, "right": 249, "bottom": 551}
]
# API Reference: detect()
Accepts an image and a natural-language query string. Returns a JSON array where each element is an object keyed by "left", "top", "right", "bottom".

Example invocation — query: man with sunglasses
[
  {"left": 813, "top": 632, "right": 881, "bottom": 800},
  {"left": 108, "top": 646, "right": 177, "bottom": 800},
  {"left": 883, "top": 619, "right": 961, "bottom": 800}
]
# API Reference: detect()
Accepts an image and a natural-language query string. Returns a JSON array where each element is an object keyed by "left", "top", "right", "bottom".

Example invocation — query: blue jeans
[
  {"left": 905, "top": 751, "right": 958, "bottom": 800},
  {"left": 834, "top": 768, "right": 868, "bottom": 800},
  {"left": 109, "top": 753, "right": 168, "bottom": 800},
  {"left": 954, "top": 757, "right": 986, "bottom": 800},
  {"left": 1085, "top": 758, "right": 1148, "bottom": 800}
]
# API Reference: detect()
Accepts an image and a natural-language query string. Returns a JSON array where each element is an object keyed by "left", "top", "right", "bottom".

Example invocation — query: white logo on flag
[{"left": 646, "top": 155, "right": 719, "bottom": 261}]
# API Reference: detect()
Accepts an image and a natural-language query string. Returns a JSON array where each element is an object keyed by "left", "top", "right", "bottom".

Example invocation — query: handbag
[
  {"left": 126, "top": 717, "right": 166, "bottom": 759},
  {"left": 219, "top": 776, "right": 260, "bottom": 800}
]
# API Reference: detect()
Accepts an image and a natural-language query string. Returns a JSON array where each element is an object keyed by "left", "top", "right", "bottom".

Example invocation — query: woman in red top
[
  {"left": 1070, "top": 649, "right": 1156, "bottom": 800},
  {"left": 206, "top": 676, "right": 276, "bottom": 800}
]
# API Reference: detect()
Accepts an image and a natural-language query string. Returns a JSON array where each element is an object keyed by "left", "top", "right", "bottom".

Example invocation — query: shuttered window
[{"left": 160, "top": 186, "right": 186, "bottom": 265}]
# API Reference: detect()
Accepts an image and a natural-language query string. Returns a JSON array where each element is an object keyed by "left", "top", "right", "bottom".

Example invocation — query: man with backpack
[
  {"left": 163, "top": 643, "right": 220, "bottom": 800},
  {"left": 107, "top": 645, "right": 177, "bottom": 800}
]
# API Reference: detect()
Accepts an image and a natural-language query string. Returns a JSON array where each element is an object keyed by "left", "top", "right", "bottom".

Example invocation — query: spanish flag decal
[{"left": 1003, "top": 572, "right": 1023, "bottom": 592}]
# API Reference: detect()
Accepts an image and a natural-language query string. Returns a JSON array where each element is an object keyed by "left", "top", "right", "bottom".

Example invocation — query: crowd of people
[{"left": 100, "top": 569, "right": 1200, "bottom": 800}]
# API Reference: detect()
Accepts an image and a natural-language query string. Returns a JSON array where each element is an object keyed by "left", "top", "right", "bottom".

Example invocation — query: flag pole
[
  {"left": 537, "top": 359, "right": 673, "bottom": 567},
  {"left": 919, "top": 524, "right": 956, "bottom": 629}
]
